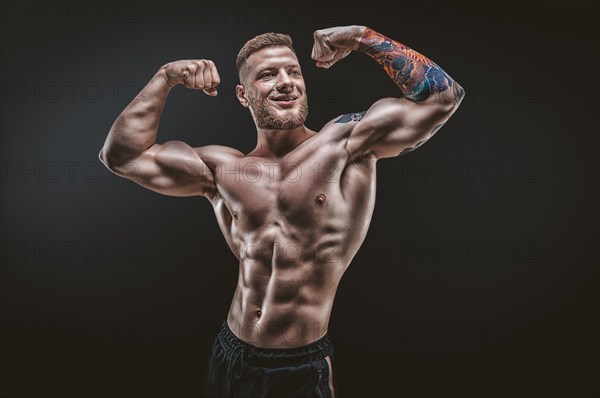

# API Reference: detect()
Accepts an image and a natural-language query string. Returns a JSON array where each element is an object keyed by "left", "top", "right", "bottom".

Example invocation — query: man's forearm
[
  {"left": 99, "top": 66, "right": 172, "bottom": 166},
  {"left": 356, "top": 27, "right": 464, "bottom": 104}
]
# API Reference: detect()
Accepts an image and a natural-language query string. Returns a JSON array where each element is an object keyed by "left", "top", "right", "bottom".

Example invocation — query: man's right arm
[{"left": 99, "top": 60, "right": 221, "bottom": 198}]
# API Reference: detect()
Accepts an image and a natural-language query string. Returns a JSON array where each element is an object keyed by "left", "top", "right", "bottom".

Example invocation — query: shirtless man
[{"left": 99, "top": 25, "right": 464, "bottom": 397}]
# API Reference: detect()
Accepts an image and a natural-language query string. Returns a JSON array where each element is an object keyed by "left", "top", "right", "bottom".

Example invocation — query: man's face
[{"left": 237, "top": 46, "right": 308, "bottom": 130}]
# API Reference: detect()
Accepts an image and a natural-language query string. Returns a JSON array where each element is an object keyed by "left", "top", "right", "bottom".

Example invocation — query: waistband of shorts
[{"left": 217, "top": 320, "right": 334, "bottom": 367}]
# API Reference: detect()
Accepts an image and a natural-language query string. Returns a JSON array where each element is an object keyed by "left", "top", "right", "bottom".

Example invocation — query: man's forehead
[{"left": 247, "top": 46, "right": 300, "bottom": 70}]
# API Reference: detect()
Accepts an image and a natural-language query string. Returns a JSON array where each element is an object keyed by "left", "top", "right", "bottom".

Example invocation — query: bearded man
[{"left": 99, "top": 25, "right": 464, "bottom": 397}]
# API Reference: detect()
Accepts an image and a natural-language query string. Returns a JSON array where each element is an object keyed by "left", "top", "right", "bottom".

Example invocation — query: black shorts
[{"left": 203, "top": 320, "right": 337, "bottom": 397}]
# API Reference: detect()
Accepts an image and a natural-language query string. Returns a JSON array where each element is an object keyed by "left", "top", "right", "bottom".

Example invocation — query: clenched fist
[
  {"left": 162, "top": 60, "right": 221, "bottom": 95},
  {"left": 312, "top": 25, "right": 366, "bottom": 69}
]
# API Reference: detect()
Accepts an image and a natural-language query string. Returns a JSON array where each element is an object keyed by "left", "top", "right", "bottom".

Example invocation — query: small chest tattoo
[{"left": 334, "top": 111, "right": 367, "bottom": 123}]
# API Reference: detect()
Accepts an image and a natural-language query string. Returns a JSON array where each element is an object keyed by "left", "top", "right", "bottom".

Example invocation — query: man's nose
[{"left": 275, "top": 71, "right": 294, "bottom": 91}]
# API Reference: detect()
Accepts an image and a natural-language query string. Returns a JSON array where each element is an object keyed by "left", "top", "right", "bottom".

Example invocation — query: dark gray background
[{"left": 1, "top": 1, "right": 598, "bottom": 397}]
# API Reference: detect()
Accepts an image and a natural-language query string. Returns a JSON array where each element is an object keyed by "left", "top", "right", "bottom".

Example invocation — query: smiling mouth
[{"left": 269, "top": 96, "right": 299, "bottom": 107}]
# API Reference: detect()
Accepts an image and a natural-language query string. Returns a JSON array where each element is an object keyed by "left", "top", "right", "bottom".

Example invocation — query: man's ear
[{"left": 236, "top": 84, "right": 250, "bottom": 108}]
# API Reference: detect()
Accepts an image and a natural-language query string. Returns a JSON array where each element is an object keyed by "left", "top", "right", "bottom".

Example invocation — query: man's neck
[{"left": 250, "top": 125, "right": 314, "bottom": 159}]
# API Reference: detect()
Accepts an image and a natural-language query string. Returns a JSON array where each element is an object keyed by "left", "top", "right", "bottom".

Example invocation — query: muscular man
[{"left": 99, "top": 25, "right": 464, "bottom": 397}]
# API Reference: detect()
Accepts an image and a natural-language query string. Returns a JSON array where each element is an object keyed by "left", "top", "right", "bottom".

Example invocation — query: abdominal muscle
[{"left": 226, "top": 238, "right": 344, "bottom": 348}]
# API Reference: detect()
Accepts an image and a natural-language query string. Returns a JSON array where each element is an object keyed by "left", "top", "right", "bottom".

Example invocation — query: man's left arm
[{"left": 312, "top": 25, "right": 465, "bottom": 161}]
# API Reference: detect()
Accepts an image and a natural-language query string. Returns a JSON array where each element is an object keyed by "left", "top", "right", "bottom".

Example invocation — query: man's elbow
[
  {"left": 98, "top": 146, "right": 123, "bottom": 173},
  {"left": 98, "top": 147, "right": 116, "bottom": 171},
  {"left": 436, "top": 82, "right": 465, "bottom": 118},
  {"left": 98, "top": 148, "right": 106, "bottom": 165},
  {"left": 451, "top": 82, "right": 465, "bottom": 108},
  {"left": 420, "top": 82, "right": 464, "bottom": 115}
]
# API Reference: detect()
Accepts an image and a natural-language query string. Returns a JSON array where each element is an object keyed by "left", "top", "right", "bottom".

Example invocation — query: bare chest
[
  {"left": 208, "top": 124, "right": 378, "bottom": 264},
  {"left": 216, "top": 141, "right": 351, "bottom": 231}
]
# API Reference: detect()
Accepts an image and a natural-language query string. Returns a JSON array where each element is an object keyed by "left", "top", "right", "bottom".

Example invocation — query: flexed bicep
[
  {"left": 344, "top": 91, "right": 460, "bottom": 161},
  {"left": 108, "top": 140, "right": 216, "bottom": 198}
]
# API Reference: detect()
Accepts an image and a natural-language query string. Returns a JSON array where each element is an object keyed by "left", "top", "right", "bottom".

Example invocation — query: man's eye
[
  {"left": 291, "top": 70, "right": 301, "bottom": 75},
  {"left": 260, "top": 73, "right": 273, "bottom": 78}
]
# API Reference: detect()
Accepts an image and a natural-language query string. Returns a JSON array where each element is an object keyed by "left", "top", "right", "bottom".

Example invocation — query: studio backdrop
[{"left": 1, "top": 1, "right": 598, "bottom": 397}]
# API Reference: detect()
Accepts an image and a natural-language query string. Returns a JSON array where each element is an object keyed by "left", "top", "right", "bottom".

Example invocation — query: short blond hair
[{"left": 236, "top": 32, "right": 297, "bottom": 83}]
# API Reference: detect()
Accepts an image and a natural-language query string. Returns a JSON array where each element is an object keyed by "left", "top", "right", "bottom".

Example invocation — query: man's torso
[{"left": 198, "top": 114, "right": 377, "bottom": 348}]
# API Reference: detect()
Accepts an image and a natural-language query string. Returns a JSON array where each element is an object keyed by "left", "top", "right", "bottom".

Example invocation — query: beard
[{"left": 249, "top": 94, "right": 309, "bottom": 130}]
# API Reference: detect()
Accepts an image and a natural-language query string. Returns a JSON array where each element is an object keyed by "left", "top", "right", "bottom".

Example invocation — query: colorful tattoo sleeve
[{"left": 358, "top": 27, "right": 461, "bottom": 103}]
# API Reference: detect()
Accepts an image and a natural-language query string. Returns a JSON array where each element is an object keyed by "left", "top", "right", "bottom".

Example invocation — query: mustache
[{"left": 251, "top": 93, "right": 309, "bottom": 130}]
